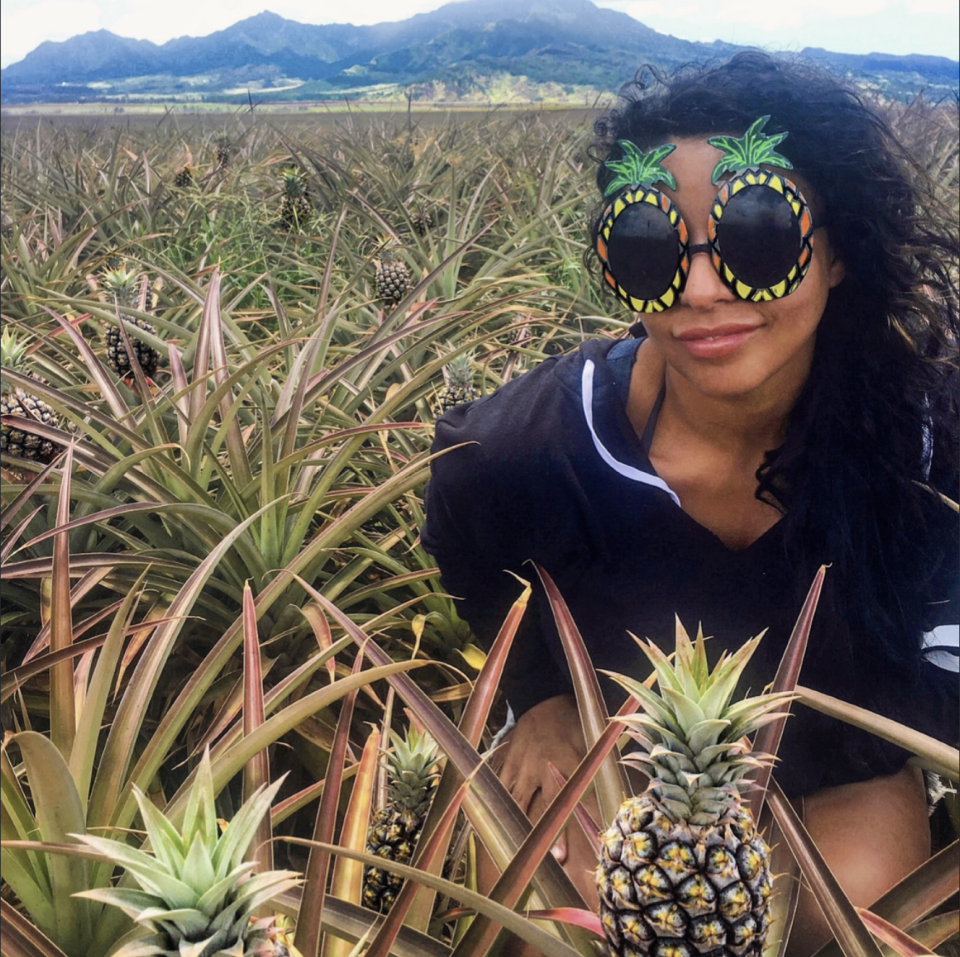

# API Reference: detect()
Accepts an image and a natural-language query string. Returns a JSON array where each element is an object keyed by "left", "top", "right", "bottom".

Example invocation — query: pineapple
[
  {"left": 596, "top": 622, "right": 791, "bottom": 957},
  {"left": 409, "top": 207, "right": 432, "bottom": 236},
  {"left": 0, "top": 329, "right": 63, "bottom": 464},
  {"left": 277, "top": 167, "right": 312, "bottom": 229},
  {"left": 74, "top": 749, "right": 300, "bottom": 957},
  {"left": 374, "top": 245, "right": 413, "bottom": 307},
  {"left": 433, "top": 351, "right": 479, "bottom": 415},
  {"left": 100, "top": 265, "right": 161, "bottom": 380},
  {"left": 173, "top": 165, "right": 194, "bottom": 189},
  {"left": 216, "top": 136, "right": 231, "bottom": 169},
  {"left": 363, "top": 728, "right": 440, "bottom": 913}
]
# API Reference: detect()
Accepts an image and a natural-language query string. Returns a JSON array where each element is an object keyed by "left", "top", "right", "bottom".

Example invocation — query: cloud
[{"left": 1, "top": 0, "right": 101, "bottom": 62}]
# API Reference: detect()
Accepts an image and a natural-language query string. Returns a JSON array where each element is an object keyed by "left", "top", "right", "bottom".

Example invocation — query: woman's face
[{"left": 640, "top": 138, "right": 846, "bottom": 402}]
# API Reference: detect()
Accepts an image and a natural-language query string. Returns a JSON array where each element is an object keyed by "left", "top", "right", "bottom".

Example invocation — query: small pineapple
[
  {"left": 596, "top": 622, "right": 791, "bottom": 957},
  {"left": 173, "top": 165, "right": 194, "bottom": 189},
  {"left": 433, "top": 351, "right": 479, "bottom": 414},
  {"left": 409, "top": 207, "right": 432, "bottom": 236},
  {"left": 363, "top": 728, "right": 440, "bottom": 913},
  {"left": 216, "top": 136, "right": 231, "bottom": 169},
  {"left": 374, "top": 245, "right": 413, "bottom": 306},
  {"left": 74, "top": 749, "right": 300, "bottom": 957},
  {"left": 277, "top": 167, "right": 312, "bottom": 229},
  {"left": 100, "top": 266, "right": 161, "bottom": 380},
  {"left": 1, "top": 330, "right": 63, "bottom": 465}
]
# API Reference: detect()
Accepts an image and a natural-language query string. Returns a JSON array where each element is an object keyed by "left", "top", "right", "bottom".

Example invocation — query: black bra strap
[{"left": 640, "top": 382, "right": 666, "bottom": 455}]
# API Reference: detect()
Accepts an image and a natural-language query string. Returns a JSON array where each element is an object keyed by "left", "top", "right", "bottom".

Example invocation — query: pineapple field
[{"left": 1, "top": 103, "right": 958, "bottom": 957}]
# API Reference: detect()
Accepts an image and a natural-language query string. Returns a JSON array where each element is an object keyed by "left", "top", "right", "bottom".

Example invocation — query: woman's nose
[{"left": 680, "top": 248, "right": 736, "bottom": 308}]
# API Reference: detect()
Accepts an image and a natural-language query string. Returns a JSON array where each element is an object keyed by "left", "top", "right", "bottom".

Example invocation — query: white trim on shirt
[{"left": 581, "top": 359, "right": 681, "bottom": 506}]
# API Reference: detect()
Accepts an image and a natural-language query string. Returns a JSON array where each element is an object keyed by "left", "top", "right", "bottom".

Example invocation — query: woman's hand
[{"left": 492, "top": 693, "right": 600, "bottom": 870}]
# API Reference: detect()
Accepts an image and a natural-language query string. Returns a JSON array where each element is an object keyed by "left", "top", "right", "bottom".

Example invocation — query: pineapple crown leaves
[
  {"left": 280, "top": 167, "right": 308, "bottom": 196},
  {"left": 603, "top": 141, "right": 677, "bottom": 197},
  {"left": 1, "top": 328, "right": 29, "bottom": 372},
  {"left": 604, "top": 618, "right": 793, "bottom": 805},
  {"left": 72, "top": 749, "right": 300, "bottom": 932},
  {"left": 441, "top": 350, "right": 475, "bottom": 387},
  {"left": 707, "top": 115, "right": 793, "bottom": 184},
  {"left": 384, "top": 727, "right": 441, "bottom": 802},
  {"left": 100, "top": 265, "right": 142, "bottom": 297}
]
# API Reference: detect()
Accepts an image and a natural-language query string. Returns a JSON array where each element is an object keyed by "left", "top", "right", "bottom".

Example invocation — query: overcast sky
[{"left": 2, "top": 0, "right": 958, "bottom": 68}]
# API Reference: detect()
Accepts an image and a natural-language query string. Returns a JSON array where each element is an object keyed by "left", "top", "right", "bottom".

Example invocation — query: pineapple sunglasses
[{"left": 593, "top": 117, "right": 820, "bottom": 314}]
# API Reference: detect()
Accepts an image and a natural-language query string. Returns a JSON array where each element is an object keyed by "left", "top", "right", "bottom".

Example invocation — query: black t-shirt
[{"left": 421, "top": 337, "right": 959, "bottom": 798}]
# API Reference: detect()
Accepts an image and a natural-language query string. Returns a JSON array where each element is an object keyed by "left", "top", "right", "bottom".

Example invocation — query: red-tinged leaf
[
  {"left": 856, "top": 908, "right": 932, "bottom": 957},
  {"left": 794, "top": 686, "right": 958, "bottom": 780},
  {"left": 22, "top": 568, "right": 112, "bottom": 663},
  {"left": 901, "top": 912, "right": 959, "bottom": 952},
  {"left": 547, "top": 764, "right": 601, "bottom": 856},
  {"left": 325, "top": 727, "right": 381, "bottom": 957},
  {"left": 271, "top": 765, "right": 359, "bottom": 826},
  {"left": 0, "top": 898, "right": 71, "bottom": 957},
  {"left": 815, "top": 842, "right": 960, "bottom": 957},
  {"left": 1, "top": 506, "right": 43, "bottom": 564},
  {"left": 535, "top": 563, "right": 628, "bottom": 824},
  {"left": 242, "top": 582, "right": 272, "bottom": 880},
  {"left": 297, "top": 647, "right": 365, "bottom": 957},
  {"left": 523, "top": 908, "right": 605, "bottom": 938},
  {"left": 406, "top": 576, "right": 532, "bottom": 932},
  {"left": 281, "top": 839, "right": 585, "bottom": 957},
  {"left": 0, "top": 457, "right": 58, "bottom": 535},
  {"left": 1, "top": 634, "right": 109, "bottom": 703},
  {"left": 365, "top": 775, "right": 477, "bottom": 957},
  {"left": 301, "top": 602, "right": 337, "bottom": 681},
  {"left": 50, "top": 445, "right": 76, "bottom": 757},
  {"left": 167, "top": 343, "right": 191, "bottom": 446},
  {"left": 745, "top": 565, "right": 825, "bottom": 818},
  {"left": 190, "top": 268, "right": 218, "bottom": 424},
  {"left": 289, "top": 576, "right": 588, "bottom": 916},
  {"left": 767, "top": 777, "right": 883, "bottom": 957},
  {"left": 452, "top": 717, "right": 627, "bottom": 957}
]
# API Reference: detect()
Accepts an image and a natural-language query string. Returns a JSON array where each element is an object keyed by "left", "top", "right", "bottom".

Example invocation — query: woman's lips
[{"left": 675, "top": 324, "right": 759, "bottom": 359}]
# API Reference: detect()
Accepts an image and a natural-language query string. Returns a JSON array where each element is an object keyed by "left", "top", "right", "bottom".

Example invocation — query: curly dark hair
[{"left": 590, "top": 52, "right": 959, "bottom": 677}]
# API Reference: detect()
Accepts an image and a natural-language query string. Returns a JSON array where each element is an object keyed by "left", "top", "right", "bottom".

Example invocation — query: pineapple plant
[
  {"left": 0, "top": 329, "right": 63, "bottom": 464},
  {"left": 596, "top": 622, "right": 791, "bottom": 957},
  {"left": 433, "top": 351, "right": 480, "bottom": 415},
  {"left": 74, "top": 749, "right": 300, "bottom": 957},
  {"left": 409, "top": 206, "right": 432, "bottom": 236},
  {"left": 100, "top": 265, "right": 161, "bottom": 380},
  {"left": 277, "top": 167, "right": 312, "bottom": 229},
  {"left": 374, "top": 244, "right": 414, "bottom": 307},
  {"left": 216, "top": 136, "right": 231, "bottom": 169},
  {"left": 363, "top": 728, "right": 441, "bottom": 913}
]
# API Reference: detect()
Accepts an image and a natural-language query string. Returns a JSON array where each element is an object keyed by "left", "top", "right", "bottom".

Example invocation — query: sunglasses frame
[{"left": 595, "top": 169, "right": 816, "bottom": 314}]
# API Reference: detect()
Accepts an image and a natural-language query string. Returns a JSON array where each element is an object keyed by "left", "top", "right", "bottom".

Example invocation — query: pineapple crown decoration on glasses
[{"left": 594, "top": 116, "right": 817, "bottom": 313}]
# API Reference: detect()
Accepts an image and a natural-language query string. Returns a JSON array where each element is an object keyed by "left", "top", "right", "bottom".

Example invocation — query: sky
[{"left": 2, "top": 0, "right": 958, "bottom": 68}]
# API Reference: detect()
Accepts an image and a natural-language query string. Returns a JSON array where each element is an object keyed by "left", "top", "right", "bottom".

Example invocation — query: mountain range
[{"left": 2, "top": 0, "right": 957, "bottom": 105}]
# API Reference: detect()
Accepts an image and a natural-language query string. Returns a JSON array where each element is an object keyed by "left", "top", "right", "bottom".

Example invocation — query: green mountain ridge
[{"left": 2, "top": 0, "right": 956, "bottom": 105}]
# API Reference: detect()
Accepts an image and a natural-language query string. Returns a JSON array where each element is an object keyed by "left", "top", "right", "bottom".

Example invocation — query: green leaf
[
  {"left": 603, "top": 141, "right": 677, "bottom": 196},
  {"left": 708, "top": 116, "right": 794, "bottom": 183}
]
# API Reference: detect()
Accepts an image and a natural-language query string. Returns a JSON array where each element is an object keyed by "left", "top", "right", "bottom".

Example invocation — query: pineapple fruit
[
  {"left": 100, "top": 265, "right": 161, "bottom": 380},
  {"left": 596, "top": 622, "right": 790, "bottom": 957},
  {"left": 173, "top": 165, "right": 194, "bottom": 189},
  {"left": 277, "top": 167, "right": 312, "bottom": 229},
  {"left": 74, "top": 749, "right": 300, "bottom": 957},
  {"left": 216, "top": 136, "right": 231, "bottom": 169},
  {"left": 1, "top": 329, "right": 63, "bottom": 464},
  {"left": 363, "top": 728, "right": 440, "bottom": 913},
  {"left": 374, "top": 245, "right": 413, "bottom": 306},
  {"left": 409, "top": 207, "right": 432, "bottom": 236},
  {"left": 433, "top": 351, "right": 479, "bottom": 415}
]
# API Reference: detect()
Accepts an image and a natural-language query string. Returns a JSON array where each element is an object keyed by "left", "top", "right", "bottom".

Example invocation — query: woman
[{"left": 422, "top": 53, "right": 958, "bottom": 955}]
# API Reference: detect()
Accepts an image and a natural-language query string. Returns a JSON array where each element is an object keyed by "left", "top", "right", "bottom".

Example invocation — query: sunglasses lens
[
  {"left": 607, "top": 202, "right": 681, "bottom": 301},
  {"left": 716, "top": 186, "right": 801, "bottom": 290}
]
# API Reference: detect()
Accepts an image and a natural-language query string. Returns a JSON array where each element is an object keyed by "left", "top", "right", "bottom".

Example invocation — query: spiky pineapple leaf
[
  {"left": 708, "top": 116, "right": 793, "bottom": 183},
  {"left": 603, "top": 141, "right": 677, "bottom": 196}
]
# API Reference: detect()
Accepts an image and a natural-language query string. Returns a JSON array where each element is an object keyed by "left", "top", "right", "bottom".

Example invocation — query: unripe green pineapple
[
  {"left": 0, "top": 329, "right": 63, "bottom": 464},
  {"left": 74, "top": 749, "right": 300, "bottom": 957},
  {"left": 374, "top": 245, "right": 413, "bottom": 306},
  {"left": 277, "top": 167, "right": 312, "bottom": 229},
  {"left": 363, "top": 728, "right": 440, "bottom": 913},
  {"left": 100, "top": 266, "right": 161, "bottom": 380},
  {"left": 433, "top": 351, "right": 479, "bottom": 415},
  {"left": 597, "top": 622, "right": 790, "bottom": 957}
]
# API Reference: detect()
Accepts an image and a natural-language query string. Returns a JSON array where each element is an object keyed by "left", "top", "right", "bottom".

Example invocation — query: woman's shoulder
[{"left": 429, "top": 338, "right": 622, "bottom": 472}]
